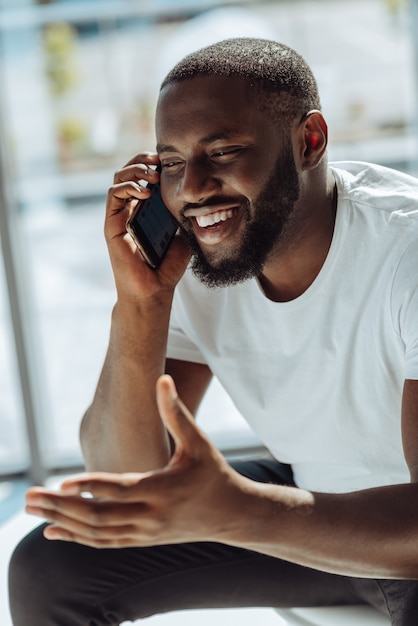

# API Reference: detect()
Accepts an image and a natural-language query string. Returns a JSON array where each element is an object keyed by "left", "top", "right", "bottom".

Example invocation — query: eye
[
  {"left": 211, "top": 147, "right": 242, "bottom": 161},
  {"left": 160, "top": 159, "right": 183, "bottom": 174}
]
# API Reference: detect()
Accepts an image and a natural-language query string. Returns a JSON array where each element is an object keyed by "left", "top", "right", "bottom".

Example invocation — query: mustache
[{"left": 181, "top": 195, "right": 247, "bottom": 214}]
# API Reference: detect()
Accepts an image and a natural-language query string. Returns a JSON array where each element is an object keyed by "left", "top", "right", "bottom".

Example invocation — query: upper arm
[
  {"left": 165, "top": 358, "right": 213, "bottom": 417},
  {"left": 402, "top": 379, "right": 418, "bottom": 482}
]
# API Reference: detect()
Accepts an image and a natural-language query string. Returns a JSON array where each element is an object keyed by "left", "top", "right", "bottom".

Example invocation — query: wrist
[
  {"left": 114, "top": 288, "right": 174, "bottom": 319},
  {"left": 109, "top": 294, "right": 173, "bottom": 363},
  {"left": 218, "top": 478, "right": 314, "bottom": 551}
]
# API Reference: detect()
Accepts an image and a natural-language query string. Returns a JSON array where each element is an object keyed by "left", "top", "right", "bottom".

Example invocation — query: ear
[{"left": 298, "top": 110, "right": 328, "bottom": 170}]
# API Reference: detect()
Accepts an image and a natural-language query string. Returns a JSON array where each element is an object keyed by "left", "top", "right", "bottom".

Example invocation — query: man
[{"left": 9, "top": 38, "right": 418, "bottom": 625}]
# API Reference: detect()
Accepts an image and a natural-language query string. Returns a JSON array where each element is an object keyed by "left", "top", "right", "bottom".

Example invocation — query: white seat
[
  {"left": 135, "top": 605, "right": 391, "bottom": 625},
  {"left": 276, "top": 605, "right": 390, "bottom": 625},
  {"left": 131, "top": 606, "right": 390, "bottom": 625}
]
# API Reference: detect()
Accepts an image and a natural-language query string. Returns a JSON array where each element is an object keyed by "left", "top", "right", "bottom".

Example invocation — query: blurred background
[{"left": 0, "top": 0, "right": 417, "bottom": 487}]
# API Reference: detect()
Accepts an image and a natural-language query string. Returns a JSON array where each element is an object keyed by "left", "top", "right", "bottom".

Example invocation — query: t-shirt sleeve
[
  {"left": 166, "top": 293, "right": 207, "bottom": 365},
  {"left": 391, "top": 239, "right": 418, "bottom": 380}
]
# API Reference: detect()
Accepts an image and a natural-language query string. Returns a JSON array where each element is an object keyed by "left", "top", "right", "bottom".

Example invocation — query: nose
[{"left": 176, "top": 158, "right": 221, "bottom": 204}]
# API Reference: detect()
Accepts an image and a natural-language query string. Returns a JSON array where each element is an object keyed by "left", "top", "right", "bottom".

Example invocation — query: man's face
[{"left": 156, "top": 75, "right": 301, "bottom": 287}]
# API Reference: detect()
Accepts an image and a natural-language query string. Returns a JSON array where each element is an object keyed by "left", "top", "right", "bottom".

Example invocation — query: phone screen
[{"left": 127, "top": 183, "right": 178, "bottom": 269}]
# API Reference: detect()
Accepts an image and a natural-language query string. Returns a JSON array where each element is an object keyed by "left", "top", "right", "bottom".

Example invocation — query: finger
[
  {"left": 106, "top": 180, "right": 150, "bottom": 214},
  {"left": 114, "top": 152, "right": 160, "bottom": 186},
  {"left": 59, "top": 466, "right": 181, "bottom": 504},
  {"left": 41, "top": 515, "right": 142, "bottom": 545},
  {"left": 105, "top": 183, "right": 151, "bottom": 245},
  {"left": 59, "top": 472, "right": 149, "bottom": 501},
  {"left": 113, "top": 163, "right": 160, "bottom": 186},
  {"left": 156, "top": 375, "right": 210, "bottom": 462},
  {"left": 42, "top": 524, "right": 155, "bottom": 549},
  {"left": 25, "top": 485, "right": 147, "bottom": 525}
]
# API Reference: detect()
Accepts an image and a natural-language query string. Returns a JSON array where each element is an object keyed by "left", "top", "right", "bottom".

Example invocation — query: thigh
[
  {"left": 8, "top": 459, "right": 356, "bottom": 626},
  {"left": 9, "top": 522, "right": 361, "bottom": 626}
]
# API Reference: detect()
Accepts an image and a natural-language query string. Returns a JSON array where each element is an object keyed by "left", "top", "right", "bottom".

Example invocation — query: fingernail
[
  {"left": 44, "top": 526, "right": 70, "bottom": 541},
  {"left": 26, "top": 495, "right": 44, "bottom": 506}
]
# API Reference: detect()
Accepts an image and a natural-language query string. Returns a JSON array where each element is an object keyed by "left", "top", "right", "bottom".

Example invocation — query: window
[{"left": 0, "top": 0, "right": 417, "bottom": 482}]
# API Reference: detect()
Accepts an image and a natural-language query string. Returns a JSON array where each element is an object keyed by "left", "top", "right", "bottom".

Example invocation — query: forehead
[{"left": 156, "top": 75, "right": 273, "bottom": 145}]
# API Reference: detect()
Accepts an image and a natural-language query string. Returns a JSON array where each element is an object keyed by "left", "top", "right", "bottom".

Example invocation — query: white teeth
[{"left": 196, "top": 209, "right": 233, "bottom": 228}]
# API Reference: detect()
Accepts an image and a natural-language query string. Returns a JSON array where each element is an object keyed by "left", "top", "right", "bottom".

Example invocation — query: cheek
[{"left": 220, "top": 165, "right": 264, "bottom": 201}]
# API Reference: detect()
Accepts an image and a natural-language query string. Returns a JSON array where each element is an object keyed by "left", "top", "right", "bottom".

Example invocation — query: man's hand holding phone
[{"left": 105, "top": 153, "right": 191, "bottom": 301}]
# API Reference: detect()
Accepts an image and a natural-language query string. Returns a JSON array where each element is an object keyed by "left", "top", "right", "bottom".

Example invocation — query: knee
[
  {"left": 8, "top": 524, "right": 51, "bottom": 623},
  {"left": 9, "top": 523, "right": 127, "bottom": 626}
]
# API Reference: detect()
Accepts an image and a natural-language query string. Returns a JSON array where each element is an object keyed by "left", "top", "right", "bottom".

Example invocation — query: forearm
[
  {"left": 25, "top": 381, "right": 418, "bottom": 575},
  {"left": 81, "top": 294, "right": 174, "bottom": 472},
  {"left": 224, "top": 479, "right": 418, "bottom": 579}
]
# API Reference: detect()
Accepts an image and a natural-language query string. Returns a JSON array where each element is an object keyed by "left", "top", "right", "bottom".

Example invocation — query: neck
[{"left": 258, "top": 170, "right": 337, "bottom": 302}]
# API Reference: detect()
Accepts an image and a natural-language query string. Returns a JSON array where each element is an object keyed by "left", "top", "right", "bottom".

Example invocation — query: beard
[{"left": 178, "top": 143, "right": 301, "bottom": 288}]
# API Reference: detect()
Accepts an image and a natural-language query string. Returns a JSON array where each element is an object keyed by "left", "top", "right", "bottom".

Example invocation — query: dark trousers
[{"left": 8, "top": 460, "right": 418, "bottom": 625}]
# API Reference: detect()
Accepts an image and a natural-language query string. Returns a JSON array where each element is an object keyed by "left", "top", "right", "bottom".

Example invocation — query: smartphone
[{"left": 126, "top": 183, "right": 178, "bottom": 269}]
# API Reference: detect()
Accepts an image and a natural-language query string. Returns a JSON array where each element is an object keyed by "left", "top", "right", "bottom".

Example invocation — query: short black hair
[{"left": 161, "top": 37, "right": 321, "bottom": 125}]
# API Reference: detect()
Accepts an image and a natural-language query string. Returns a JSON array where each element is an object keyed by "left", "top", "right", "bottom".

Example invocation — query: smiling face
[{"left": 156, "top": 75, "right": 302, "bottom": 287}]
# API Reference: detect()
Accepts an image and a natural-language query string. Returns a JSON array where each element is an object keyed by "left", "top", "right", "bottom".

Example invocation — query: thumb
[{"left": 156, "top": 375, "right": 208, "bottom": 462}]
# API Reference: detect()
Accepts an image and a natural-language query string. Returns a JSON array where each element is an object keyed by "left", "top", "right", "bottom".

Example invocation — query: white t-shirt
[{"left": 167, "top": 162, "right": 418, "bottom": 493}]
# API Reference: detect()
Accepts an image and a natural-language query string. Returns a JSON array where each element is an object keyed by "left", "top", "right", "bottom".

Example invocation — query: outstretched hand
[{"left": 25, "top": 376, "right": 253, "bottom": 549}]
